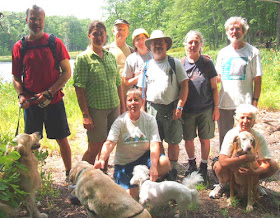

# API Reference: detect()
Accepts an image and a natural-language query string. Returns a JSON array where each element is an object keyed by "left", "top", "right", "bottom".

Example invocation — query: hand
[
  {"left": 83, "top": 115, "right": 94, "bottom": 130},
  {"left": 135, "top": 65, "right": 144, "bottom": 76},
  {"left": 238, "top": 167, "right": 256, "bottom": 176},
  {"left": 212, "top": 107, "right": 220, "bottom": 121},
  {"left": 18, "top": 95, "right": 29, "bottom": 109},
  {"left": 94, "top": 160, "right": 105, "bottom": 169},
  {"left": 149, "top": 166, "right": 159, "bottom": 182},
  {"left": 172, "top": 108, "right": 182, "bottom": 120}
]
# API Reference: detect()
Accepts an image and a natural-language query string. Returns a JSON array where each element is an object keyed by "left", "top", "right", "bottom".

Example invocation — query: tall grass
[{"left": 0, "top": 48, "right": 279, "bottom": 152}]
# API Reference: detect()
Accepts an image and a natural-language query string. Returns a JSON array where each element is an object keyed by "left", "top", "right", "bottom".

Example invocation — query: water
[{"left": 0, "top": 59, "right": 75, "bottom": 83}]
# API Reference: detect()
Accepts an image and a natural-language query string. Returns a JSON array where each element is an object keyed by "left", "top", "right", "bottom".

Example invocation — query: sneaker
[
  {"left": 198, "top": 163, "right": 208, "bottom": 183},
  {"left": 185, "top": 159, "right": 197, "bottom": 176},
  {"left": 167, "top": 168, "right": 178, "bottom": 181},
  {"left": 258, "top": 185, "right": 267, "bottom": 196},
  {"left": 209, "top": 184, "right": 225, "bottom": 199}
]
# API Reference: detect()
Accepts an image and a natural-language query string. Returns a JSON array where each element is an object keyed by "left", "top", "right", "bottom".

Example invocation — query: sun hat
[
  {"left": 114, "top": 18, "right": 130, "bottom": 26},
  {"left": 145, "top": 30, "right": 172, "bottom": 50},
  {"left": 132, "top": 28, "right": 149, "bottom": 41}
]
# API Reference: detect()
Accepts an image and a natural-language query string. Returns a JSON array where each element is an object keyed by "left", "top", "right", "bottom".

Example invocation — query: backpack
[
  {"left": 20, "top": 34, "right": 59, "bottom": 78},
  {"left": 142, "top": 56, "right": 176, "bottom": 98}
]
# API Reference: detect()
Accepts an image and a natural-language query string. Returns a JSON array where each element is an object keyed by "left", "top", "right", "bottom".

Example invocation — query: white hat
[
  {"left": 145, "top": 30, "right": 172, "bottom": 50},
  {"left": 132, "top": 28, "right": 149, "bottom": 41}
]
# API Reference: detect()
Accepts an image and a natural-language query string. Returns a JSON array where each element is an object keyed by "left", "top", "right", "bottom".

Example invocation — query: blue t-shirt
[{"left": 182, "top": 56, "right": 217, "bottom": 113}]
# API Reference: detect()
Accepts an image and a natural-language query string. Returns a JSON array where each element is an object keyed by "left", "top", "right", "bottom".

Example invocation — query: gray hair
[
  {"left": 235, "top": 104, "right": 258, "bottom": 121},
  {"left": 126, "top": 88, "right": 143, "bottom": 100},
  {"left": 183, "top": 30, "right": 204, "bottom": 46},
  {"left": 26, "top": 5, "right": 45, "bottom": 17},
  {"left": 225, "top": 17, "right": 249, "bottom": 35}
]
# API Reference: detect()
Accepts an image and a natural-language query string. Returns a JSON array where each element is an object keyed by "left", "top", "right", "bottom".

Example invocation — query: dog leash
[{"left": 15, "top": 97, "right": 38, "bottom": 136}]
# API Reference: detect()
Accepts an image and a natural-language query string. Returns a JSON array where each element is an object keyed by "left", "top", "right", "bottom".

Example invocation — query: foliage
[{"left": 0, "top": 139, "right": 28, "bottom": 215}]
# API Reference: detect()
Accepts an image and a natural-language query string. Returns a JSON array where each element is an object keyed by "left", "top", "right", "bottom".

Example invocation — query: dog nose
[{"left": 247, "top": 147, "right": 251, "bottom": 152}]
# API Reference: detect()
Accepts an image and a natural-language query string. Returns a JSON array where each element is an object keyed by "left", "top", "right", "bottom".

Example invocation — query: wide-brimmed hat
[
  {"left": 132, "top": 28, "right": 149, "bottom": 41},
  {"left": 114, "top": 18, "right": 130, "bottom": 26},
  {"left": 145, "top": 30, "right": 172, "bottom": 50}
]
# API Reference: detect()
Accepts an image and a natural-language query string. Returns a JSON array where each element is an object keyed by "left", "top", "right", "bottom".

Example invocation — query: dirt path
[{"left": 35, "top": 109, "right": 280, "bottom": 217}]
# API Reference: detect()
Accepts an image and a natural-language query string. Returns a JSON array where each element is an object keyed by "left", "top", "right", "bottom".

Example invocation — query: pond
[{"left": 0, "top": 59, "right": 75, "bottom": 83}]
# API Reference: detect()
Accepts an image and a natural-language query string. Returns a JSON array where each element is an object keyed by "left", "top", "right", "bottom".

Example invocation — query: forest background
[{"left": 0, "top": 0, "right": 280, "bottom": 57}]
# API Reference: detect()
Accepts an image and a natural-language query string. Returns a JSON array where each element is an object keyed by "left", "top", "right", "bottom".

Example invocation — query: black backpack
[{"left": 20, "top": 33, "right": 59, "bottom": 77}]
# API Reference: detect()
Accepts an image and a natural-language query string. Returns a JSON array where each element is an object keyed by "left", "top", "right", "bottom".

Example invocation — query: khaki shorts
[
  {"left": 182, "top": 108, "right": 215, "bottom": 140},
  {"left": 147, "top": 101, "right": 183, "bottom": 145},
  {"left": 87, "top": 106, "right": 120, "bottom": 143}
]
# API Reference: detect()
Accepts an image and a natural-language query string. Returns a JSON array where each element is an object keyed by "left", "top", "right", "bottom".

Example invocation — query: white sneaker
[{"left": 209, "top": 184, "right": 225, "bottom": 199}]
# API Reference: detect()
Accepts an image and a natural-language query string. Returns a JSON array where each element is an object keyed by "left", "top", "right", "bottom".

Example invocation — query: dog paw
[
  {"left": 174, "top": 214, "right": 179, "bottom": 218},
  {"left": 246, "top": 205, "right": 253, "bottom": 211}
]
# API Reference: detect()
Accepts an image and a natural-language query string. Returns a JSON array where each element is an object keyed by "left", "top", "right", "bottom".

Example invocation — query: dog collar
[{"left": 76, "top": 167, "right": 88, "bottom": 181}]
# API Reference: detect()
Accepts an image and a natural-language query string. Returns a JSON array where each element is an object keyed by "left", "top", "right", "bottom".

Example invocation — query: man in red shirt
[{"left": 12, "top": 5, "right": 72, "bottom": 179}]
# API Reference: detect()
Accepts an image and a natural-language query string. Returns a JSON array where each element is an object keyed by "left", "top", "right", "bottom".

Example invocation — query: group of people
[{"left": 12, "top": 4, "right": 278, "bottom": 204}]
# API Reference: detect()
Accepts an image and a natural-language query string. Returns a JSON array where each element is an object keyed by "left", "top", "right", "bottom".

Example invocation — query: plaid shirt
[{"left": 73, "top": 47, "right": 122, "bottom": 109}]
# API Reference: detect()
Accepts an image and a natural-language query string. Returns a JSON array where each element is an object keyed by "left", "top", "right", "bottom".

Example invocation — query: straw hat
[{"left": 145, "top": 30, "right": 172, "bottom": 50}]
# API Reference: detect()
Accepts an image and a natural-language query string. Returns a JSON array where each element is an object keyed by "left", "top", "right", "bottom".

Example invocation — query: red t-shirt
[{"left": 12, "top": 33, "right": 70, "bottom": 104}]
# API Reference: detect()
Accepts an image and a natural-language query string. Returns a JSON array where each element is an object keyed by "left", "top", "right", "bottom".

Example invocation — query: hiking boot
[
  {"left": 209, "top": 183, "right": 225, "bottom": 199},
  {"left": 258, "top": 185, "right": 267, "bottom": 196},
  {"left": 185, "top": 159, "right": 197, "bottom": 176},
  {"left": 167, "top": 168, "right": 178, "bottom": 181},
  {"left": 198, "top": 162, "right": 208, "bottom": 183}
]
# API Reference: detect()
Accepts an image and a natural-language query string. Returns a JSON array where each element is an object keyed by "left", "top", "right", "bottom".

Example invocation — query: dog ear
[{"left": 233, "top": 136, "right": 240, "bottom": 149}]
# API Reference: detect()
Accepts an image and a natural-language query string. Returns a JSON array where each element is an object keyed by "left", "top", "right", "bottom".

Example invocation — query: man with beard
[
  {"left": 106, "top": 19, "right": 133, "bottom": 76},
  {"left": 137, "top": 30, "right": 189, "bottom": 181},
  {"left": 216, "top": 17, "right": 263, "bottom": 149},
  {"left": 12, "top": 5, "right": 72, "bottom": 179}
]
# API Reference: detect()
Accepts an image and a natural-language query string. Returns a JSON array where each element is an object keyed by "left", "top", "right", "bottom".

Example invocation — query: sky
[{"left": 1, "top": 0, "right": 105, "bottom": 20}]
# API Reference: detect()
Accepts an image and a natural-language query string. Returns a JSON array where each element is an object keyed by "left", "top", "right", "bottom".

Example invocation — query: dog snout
[{"left": 31, "top": 142, "right": 41, "bottom": 150}]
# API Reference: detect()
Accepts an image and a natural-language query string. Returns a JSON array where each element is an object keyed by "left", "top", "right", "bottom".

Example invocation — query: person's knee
[
  {"left": 158, "top": 156, "right": 170, "bottom": 176},
  {"left": 214, "top": 162, "right": 230, "bottom": 183}
]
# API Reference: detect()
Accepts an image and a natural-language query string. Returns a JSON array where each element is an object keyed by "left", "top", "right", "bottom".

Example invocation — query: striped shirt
[{"left": 73, "top": 47, "right": 122, "bottom": 109}]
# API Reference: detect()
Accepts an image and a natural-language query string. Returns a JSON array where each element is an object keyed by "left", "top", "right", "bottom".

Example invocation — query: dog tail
[{"left": 182, "top": 171, "right": 204, "bottom": 189}]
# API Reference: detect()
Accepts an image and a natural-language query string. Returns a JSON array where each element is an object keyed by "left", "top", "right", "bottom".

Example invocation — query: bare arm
[
  {"left": 210, "top": 77, "right": 220, "bottom": 121},
  {"left": 13, "top": 76, "right": 30, "bottom": 109},
  {"left": 74, "top": 86, "right": 94, "bottom": 130},
  {"left": 118, "top": 84, "right": 126, "bottom": 113},
  {"left": 139, "top": 87, "right": 146, "bottom": 111},
  {"left": 149, "top": 141, "right": 161, "bottom": 181},
  {"left": 173, "top": 79, "right": 189, "bottom": 120},
  {"left": 94, "top": 140, "right": 117, "bottom": 169},
  {"left": 219, "top": 153, "right": 256, "bottom": 169},
  {"left": 252, "top": 76, "right": 262, "bottom": 107}
]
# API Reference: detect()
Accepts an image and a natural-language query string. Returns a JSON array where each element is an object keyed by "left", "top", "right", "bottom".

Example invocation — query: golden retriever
[
  {"left": 69, "top": 161, "right": 151, "bottom": 218},
  {"left": 0, "top": 132, "right": 48, "bottom": 218},
  {"left": 229, "top": 131, "right": 259, "bottom": 211}
]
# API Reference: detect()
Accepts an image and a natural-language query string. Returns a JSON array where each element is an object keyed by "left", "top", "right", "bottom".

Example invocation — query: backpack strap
[
  {"left": 20, "top": 34, "right": 58, "bottom": 78},
  {"left": 168, "top": 56, "right": 176, "bottom": 84},
  {"left": 48, "top": 34, "right": 59, "bottom": 71},
  {"left": 142, "top": 60, "right": 150, "bottom": 99}
]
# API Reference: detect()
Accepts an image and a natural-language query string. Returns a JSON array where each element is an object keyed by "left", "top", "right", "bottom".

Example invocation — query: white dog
[
  {"left": 130, "top": 165, "right": 203, "bottom": 218},
  {"left": 0, "top": 132, "right": 48, "bottom": 218}
]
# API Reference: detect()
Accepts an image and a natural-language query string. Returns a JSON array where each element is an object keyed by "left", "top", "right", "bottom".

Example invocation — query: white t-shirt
[
  {"left": 107, "top": 111, "right": 161, "bottom": 165},
  {"left": 220, "top": 127, "right": 271, "bottom": 160},
  {"left": 216, "top": 43, "right": 263, "bottom": 110},
  {"left": 137, "top": 56, "right": 188, "bottom": 105},
  {"left": 122, "top": 51, "right": 153, "bottom": 79}
]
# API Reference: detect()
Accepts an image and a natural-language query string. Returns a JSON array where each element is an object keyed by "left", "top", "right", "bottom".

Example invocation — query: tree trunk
[{"left": 277, "top": 4, "right": 280, "bottom": 45}]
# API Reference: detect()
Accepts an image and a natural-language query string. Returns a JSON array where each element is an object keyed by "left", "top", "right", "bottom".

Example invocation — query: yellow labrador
[
  {"left": 229, "top": 131, "right": 259, "bottom": 211},
  {"left": 0, "top": 132, "right": 48, "bottom": 218},
  {"left": 69, "top": 161, "right": 151, "bottom": 218}
]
